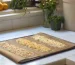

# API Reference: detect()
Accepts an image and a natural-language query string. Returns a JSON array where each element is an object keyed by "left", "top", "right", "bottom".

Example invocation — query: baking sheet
[{"left": 0, "top": 32, "right": 75, "bottom": 64}]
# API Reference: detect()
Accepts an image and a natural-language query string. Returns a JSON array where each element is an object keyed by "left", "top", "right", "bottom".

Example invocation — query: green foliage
[
  {"left": 40, "top": 0, "right": 64, "bottom": 30},
  {"left": 10, "top": 0, "right": 27, "bottom": 9},
  {"left": 40, "top": 0, "right": 57, "bottom": 16},
  {"left": 50, "top": 15, "right": 64, "bottom": 30},
  {"left": 40, "top": 0, "right": 64, "bottom": 23},
  {"left": 49, "top": 16, "right": 64, "bottom": 23}
]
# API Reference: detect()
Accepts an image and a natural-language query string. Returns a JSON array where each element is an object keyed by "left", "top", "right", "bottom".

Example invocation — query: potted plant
[
  {"left": 50, "top": 15, "right": 64, "bottom": 30},
  {"left": 40, "top": 0, "right": 64, "bottom": 30},
  {"left": 10, "top": 0, "right": 27, "bottom": 10},
  {"left": 40, "top": 0, "right": 57, "bottom": 27}
]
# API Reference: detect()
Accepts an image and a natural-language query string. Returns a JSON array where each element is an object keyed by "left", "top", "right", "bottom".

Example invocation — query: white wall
[
  {"left": 63, "top": 0, "right": 75, "bottom": 31},
  {"left": 56, "top": 0, "right": 63, "bottom": 15}
]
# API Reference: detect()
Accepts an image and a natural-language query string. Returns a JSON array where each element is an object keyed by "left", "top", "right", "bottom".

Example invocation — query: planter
[
  {"left": 50, "top": 15, "right": 63, "bottom": 31},
  {"left": 50, "top": 20, "right": 61, "bottom": 31}
]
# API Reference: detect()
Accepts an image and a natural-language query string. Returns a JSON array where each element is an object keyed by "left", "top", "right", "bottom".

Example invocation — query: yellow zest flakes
[
  {"left": 0, "top": 42, "right": 33, "bottom": 58},
  {"left": 32, "top": 35, "right": 66, "bottom": 48},
  {"left": 16, "top": 38, "right": 51, "bottom": 52}
]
